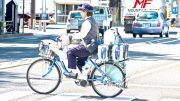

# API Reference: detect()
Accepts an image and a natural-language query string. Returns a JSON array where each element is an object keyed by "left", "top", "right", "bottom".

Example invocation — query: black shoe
[{"left": 63, "top": 71, "right": 78, "bottom": 79}]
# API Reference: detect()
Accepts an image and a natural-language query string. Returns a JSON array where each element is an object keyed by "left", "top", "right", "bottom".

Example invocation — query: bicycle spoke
[{"left": 91, "top": 61, "right": 125, "bottom": 98}]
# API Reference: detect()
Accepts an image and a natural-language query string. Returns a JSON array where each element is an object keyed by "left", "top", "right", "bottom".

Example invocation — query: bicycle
[{"left": 26, "top": 35, "right": 127, "bottom": 98}]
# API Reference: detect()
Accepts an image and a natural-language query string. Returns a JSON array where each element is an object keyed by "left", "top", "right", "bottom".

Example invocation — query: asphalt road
[{"left": 0, "top": 25, "right": 180, "bottom": 101}]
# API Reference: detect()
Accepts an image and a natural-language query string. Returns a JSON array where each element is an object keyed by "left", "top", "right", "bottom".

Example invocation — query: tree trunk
[{"left": 111, "top": 0, "right": 121, "bottom": 27}]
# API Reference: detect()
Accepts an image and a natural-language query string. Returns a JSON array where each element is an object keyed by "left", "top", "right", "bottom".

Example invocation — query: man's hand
[{"left": 69, "top": 35, "right": 73, "bottom": 44}]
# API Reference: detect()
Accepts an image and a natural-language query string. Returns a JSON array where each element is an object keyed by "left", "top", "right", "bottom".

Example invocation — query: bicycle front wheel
[
  {"left": 91, "top": 61, "right": 125, "bottom": 98},
  {"left": 26, "top": 59, "right": 61, "bottom": 94}
]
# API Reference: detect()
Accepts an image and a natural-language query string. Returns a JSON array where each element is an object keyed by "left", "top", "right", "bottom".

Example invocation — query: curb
[
  {"left": 0, "top": 58, "right": 38, "bottom": 70},
  {"left": 0, "top": 33, "right": 33, "bottom": 38}
]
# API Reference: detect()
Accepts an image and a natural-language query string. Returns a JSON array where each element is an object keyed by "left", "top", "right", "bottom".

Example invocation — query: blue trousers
[{"left": 67, "top": 45, "right": 90, "bottom": 69}]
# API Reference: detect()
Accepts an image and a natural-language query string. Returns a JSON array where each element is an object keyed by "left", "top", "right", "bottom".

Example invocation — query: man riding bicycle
[{"left": 64, "top": 3, "right": 99, "bottom": 79}]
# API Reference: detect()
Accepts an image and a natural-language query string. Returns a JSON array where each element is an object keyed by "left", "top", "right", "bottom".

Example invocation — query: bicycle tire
[
  {"left": 91, "top": 61, "right": 125, "bottom": 98},
  {"left": 26, "top": 59, "right": 61, "bottom": 94}
]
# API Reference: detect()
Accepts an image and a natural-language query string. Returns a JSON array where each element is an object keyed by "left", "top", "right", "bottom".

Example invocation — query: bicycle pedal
[
  {"left": 74, "top": 79, "right": 89, "bottom": 87},
  {"left": 74, "top": 80, "right": 80, "bottom": 86}
]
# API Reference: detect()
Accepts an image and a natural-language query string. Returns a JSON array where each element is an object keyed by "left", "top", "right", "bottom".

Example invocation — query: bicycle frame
[{"left": 42, "top": 52, "right": 110, "bottom": 82}]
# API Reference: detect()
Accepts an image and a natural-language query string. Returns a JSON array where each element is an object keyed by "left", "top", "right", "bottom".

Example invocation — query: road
[{"left": 0, "top": 25, "right": 180, "bottom": 101}]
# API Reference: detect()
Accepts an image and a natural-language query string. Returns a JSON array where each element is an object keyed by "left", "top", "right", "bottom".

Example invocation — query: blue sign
[
  {"left": 165, "top": 0, "right": 169, "bottom": 3},
  {"left": 172, "top": 7, "right": 178, "bottom": 14}
]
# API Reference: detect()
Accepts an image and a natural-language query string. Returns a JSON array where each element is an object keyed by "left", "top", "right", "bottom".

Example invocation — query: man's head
[{"left": 78, "top": 3, "right": 93, "bottom": 19}]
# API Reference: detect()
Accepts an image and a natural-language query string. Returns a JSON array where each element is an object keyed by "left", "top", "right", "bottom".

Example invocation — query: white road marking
[
  {"left": 128, "top": 62, "right": 180, "bottom": 80},
  {"left": 39, "top": 93, "right": 84, "bottom": 101},
  {"left": 131, "top": 38, "right": 180, "bottom": 48},
  {"left": 159, "top": 39, "right": 180, "bottom": 44},
  {"left": 129, "top": 83, "right": 180, "bottom": 89},
  {"left": 160, "top": 98, "right": 180, "bottom": 101},
  {"left": 0, "top": 43, "right": 38, "bottom": 48},
  {"left": 0, "top": 90, "right": 34, "bottom": 101}
]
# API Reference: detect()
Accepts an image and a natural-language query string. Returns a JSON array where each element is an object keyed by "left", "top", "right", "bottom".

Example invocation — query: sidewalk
[
  {"left": 0, "top": 32, "right": 33, "bottom": 38},
  {"left": 0, "top": 28, "right": 50, "bottom": 38}
]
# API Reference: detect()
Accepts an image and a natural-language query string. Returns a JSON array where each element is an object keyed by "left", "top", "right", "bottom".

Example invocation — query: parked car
[
  {"left": 93, "top": 6, "right": 112, "bottom": 35},
  {"left": 132, "top": 11, "right": 169, "bottom": 38},
  {"left": 66, "top": 6, "right": 112, "bottom": 34},
  {"left": 66, "top": 11, "right": 83, "bottom": 33}
]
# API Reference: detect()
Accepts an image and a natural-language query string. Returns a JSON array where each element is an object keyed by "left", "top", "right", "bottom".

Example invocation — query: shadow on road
[
  {"left": 0, "top": 71, "right": 26, "bottom": 86},
  {"left": 80, "top": 95, "right": 147, "bottom": 101},
  {"left": 0, "top": 47, "right": 38, "bottom": 62},
  {"left": 0, "top": 35, "right": 58, "bottom": 62},
  {"left": 129, "top": 51, "right": 180, "bottom": 61}
]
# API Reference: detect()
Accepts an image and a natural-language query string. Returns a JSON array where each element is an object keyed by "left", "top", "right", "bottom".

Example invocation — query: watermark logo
[{"left": 133, "top": 0, "right": 153, "bottom": 8}]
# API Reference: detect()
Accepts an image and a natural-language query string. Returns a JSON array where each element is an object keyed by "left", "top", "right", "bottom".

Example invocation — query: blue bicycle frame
[{"left": 43, "top": 54, "right": 108, "bottom": 81}]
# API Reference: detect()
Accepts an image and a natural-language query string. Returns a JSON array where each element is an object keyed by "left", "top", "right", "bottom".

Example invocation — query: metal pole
[
  {"left": 2, "top": 0, "right": 5, "bottom": 21},
  {"left": 177, "top": 0, "right": 180, "bottom": 27},
  {"left": 2, "top": 0, "right": 5, "bottom": 34},
  {"left": 22, "top": 0, "right": 25, "bottom": 33},
  {"left": 119, "top": 0, "right": 122, "bottom": 26},
  {"left": 31, "top": 0, "right": 35, "bottom": 29},
  {"left": 42, "top": 0, "right": 43, "bottom": 14}
]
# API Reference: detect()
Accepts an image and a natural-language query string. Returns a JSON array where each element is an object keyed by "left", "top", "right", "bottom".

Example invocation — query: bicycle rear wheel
[
  {"left": 91, "top": 61, "right": 125, "bottom": 98},
  {"left": 26, "top": 59, "right": 61, "bottom": 94}
]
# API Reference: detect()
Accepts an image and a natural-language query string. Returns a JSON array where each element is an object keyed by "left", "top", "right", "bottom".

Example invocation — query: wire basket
[{"left": 38, "top": 42, "right": 54, "bottom": 58}]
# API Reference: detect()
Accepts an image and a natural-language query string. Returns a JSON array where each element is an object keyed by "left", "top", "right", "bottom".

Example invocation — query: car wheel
[
  {"left": 165, "top": 30, "right": 169, "bottom": 37},
  {"left": 104, "top": 26, "right": 107, "bottom": 32},
  {"left": 139, "top": 34, "right": 143, "bottom": 38},
  {"left": 133, "top": 33, "right": 136, "bottom": 38},
  {"left": 67, "top": 30, "right": 70, "bottom": 33},
  {"left": 159, "top": 31, "right": 163, "bottom": 37},
  {"left": 99, "top": 29, "right": 104, "bottom": 36}
]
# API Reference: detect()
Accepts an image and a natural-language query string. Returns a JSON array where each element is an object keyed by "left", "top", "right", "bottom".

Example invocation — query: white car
[
  {"left": 66, "top": 11, "right": 83, "bottom": 33},
  {"left": 93, "top": 6, "right": 112, "bottom": 35}
]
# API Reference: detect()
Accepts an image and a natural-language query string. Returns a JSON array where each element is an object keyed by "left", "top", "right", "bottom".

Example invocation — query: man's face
[{"left": 81, "top": 10, "right": 87, "bottom": 20}]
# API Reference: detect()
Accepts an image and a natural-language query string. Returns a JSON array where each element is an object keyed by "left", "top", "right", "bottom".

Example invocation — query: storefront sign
[{"left": 172, "top": 7, "right": 178, "bottom": 14}]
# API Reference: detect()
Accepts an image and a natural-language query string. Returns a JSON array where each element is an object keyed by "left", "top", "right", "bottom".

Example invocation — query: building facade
[
  {"left": 1, "top": 0, "right": 109, "bottom": 24},
  {"left": 54, "top": 0, "right": 109, "bottom": 23}
]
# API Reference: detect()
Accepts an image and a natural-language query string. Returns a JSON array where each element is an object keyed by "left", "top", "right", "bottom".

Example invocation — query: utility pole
[
  {"left": 30, "top": 0, "right": 35, "bottom": 29},
  {"left": 22, "top": 0, "right": 24, "bottom": 33},
  {"left": 0, "top": 0, "right": 5, "bottom": 34}
]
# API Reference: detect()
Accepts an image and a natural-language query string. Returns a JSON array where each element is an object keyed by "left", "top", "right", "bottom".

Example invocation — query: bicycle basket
[{"left": 38, "top": 41, "right": 54, "bottom": 58}]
